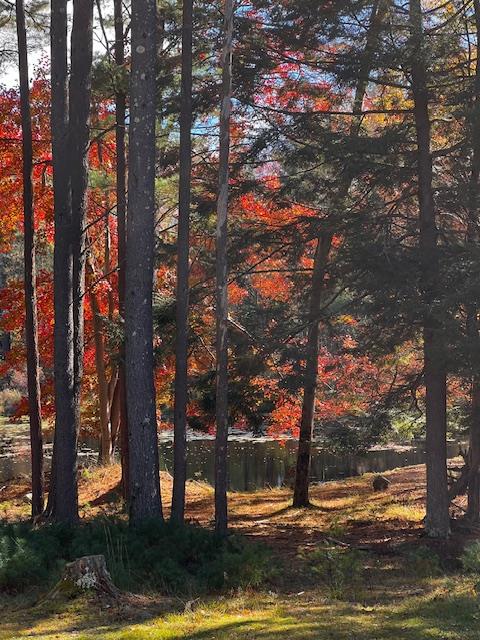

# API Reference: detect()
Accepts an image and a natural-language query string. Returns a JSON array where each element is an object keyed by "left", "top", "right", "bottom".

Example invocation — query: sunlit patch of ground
[
  {"left": 2, "top": 579, "right": 480, "bottom": 639},
  {"left": 0, "top": 461, "right": 468, "bottom": 551},
  {"left": 2, "top": 462, "right": 480, "bottom": 638}
]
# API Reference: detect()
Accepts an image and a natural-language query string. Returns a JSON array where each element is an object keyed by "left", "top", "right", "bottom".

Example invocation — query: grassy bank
[
  {"left": 2, "top": 578, "right": 480, "bottom": 640},
  {"left": 1, "top": 463, "right": 480, "bottom": 639}
]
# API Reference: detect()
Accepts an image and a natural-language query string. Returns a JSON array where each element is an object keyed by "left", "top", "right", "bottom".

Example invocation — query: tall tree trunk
[
  {"left": 214, "top": 0, "right": 234, "bottom": 538},
  {"left": 125, "top": 0, "right": 163, "bottom": 524},
  {"left": 293, "top": 235, "right": 332, "bottom": 507},
  {"left": 15, "top": 0, "right": 44, "bottom": 518},
  {"left": 0, "top": 260, "right": 11, "bottom": 361},
  {"left": 109, "top": 375, "right": 121, "bottom": 450},
  {"left": 104, "top": 207, "right": 118, "bottom": 452},
  {"left": 87, "top": 260, "right": 113, "bottom": 465},
  {"left": 49, "top": 0, "right": 77, "bottom": 522},
  {"left": 48, "top": 0, "right": 94, "bottom": 522},
  {"left": 70, "top": 0, "right": 94, "bottom": 452},
  {"left": 171, "top": 0, "right": 193, "bottom": 525},
  {"left": 467, "top": 385, "right": 480, "bottom": 520},
  {"left": 409, "top": 0, "right": 449, "bottom": 538},
  {"left": 465, "top": 0, "right": 480, "bottom": 523},
  {"left": 104, "top": 208, "right": 115, "bottom": 321},
  {"left": 114, "top": 0, "right": 129, "bottom": 502},
  {"left": 293, "top": 0, "right": 387, "bottom": 507}
]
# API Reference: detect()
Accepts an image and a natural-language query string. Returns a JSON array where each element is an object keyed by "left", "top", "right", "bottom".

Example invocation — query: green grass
[
  {"left": 1, "top": 540, "right": 479, "bottom": 639},
  {"left": 1, "top": 578, "right": 479, "bottom": 639}
]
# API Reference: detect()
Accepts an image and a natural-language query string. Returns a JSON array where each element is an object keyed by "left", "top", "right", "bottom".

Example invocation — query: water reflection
[
  {"left": 159, "top": 438, "right": 461, "bottom": 491},
  {"left": 0, "top": 424, "right": 462, "bottom": 491}
]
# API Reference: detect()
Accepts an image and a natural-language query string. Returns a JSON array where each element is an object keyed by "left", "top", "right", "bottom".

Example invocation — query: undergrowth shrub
[
  {"left": 461, "top": 541, "right": 480, "bottom": 574},
  {"left": 303, "top": 545, "right": 366, "bottom": 599},
  {"left": 0, "top": 519, "right": 273, "bottom": 595},
  {"left": 325, "top": 517, "right": 346, "bottom": 539},
  {"left": 405, "top": 547, "right": 442, "bottom": 578}
]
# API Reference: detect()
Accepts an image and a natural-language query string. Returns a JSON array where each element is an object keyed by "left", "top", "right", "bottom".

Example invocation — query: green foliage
[
  {"left": 153, "top": 295, "right": 176, "bottom": 334},
  {"left": 0, "top": 519, "right": 273, "bottom": 595},
  {"left": 0, "top": 524, "right": 65, "bottom": 591},
  {"left": 304, "top": 545, "right": 366, "bottom": 599},
  {"left": 461, "top": 541, "right": 480, "bottom": 574},
  {"left": 405, "top": 547, "right": 442, "bottom": 578},
  {"left": 91, "top": 58, "right": 129, "bottom": 98},
  {"left": 325, "top": 517, "right": 346, "bottom": 539},
  {"left": 317, "top": 413, "right": 391, "bottom": 454},
  {"left": 390, "top": 412, "right": 424, "bottom": 442}
]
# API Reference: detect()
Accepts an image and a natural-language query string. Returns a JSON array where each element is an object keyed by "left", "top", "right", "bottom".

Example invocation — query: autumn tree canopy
[{"left": 1, "top": 0, "right": 480, "bottom": 536}]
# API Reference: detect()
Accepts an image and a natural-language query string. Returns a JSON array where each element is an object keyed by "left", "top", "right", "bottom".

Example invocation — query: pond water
[
  {"left": 0, "top": 422, "right": 463, "bottom": 491},
  {"left": 158, "top": 437, "right": 463, "bottom": 490}
]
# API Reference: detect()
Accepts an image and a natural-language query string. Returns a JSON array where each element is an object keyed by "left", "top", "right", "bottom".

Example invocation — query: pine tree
[
  {"left": 113, "top": 0, "right": 129, "bottom": 500},
  {"left": 126, "top": 0, "right": 163, "bottom": 524},
  {"left": 15, "top": 0, "right": 44, "bottom": 518},
  {"left": 293, "top": 0, "right": 388, "bottom": 506},
  {"left": 49, "top": 0, "right": 77, "bottom": 522},
  {"left": 409, "top": 0, "right": 449, "bottom": 538},
  {"left": 70, "top": 0, "right": 94, "bottom": 464},
  {"left": 465, "top": 0, "right": 480, "bottom": 522},
  {"left": 48, "top": 0, "right": 94, "bottom": 522},
  {"left": 172, "top": 0, "right": 194, "bottom": 525},
  {"left": 214, "top": 0, "right": 234, "bottom": 537}
]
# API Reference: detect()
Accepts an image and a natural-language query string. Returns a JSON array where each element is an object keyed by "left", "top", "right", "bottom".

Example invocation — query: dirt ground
[{"left": 0, "top": 461, "right": 475, "bottom": 558}]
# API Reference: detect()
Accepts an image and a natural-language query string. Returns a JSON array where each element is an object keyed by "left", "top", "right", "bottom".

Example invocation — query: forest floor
[{"left": 1, "top": 463, "right": 480, "bottom": 639}]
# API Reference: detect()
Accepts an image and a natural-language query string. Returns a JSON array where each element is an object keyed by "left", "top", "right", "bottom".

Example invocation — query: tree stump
[{"left": 47, "top": 555, "right": 120, "bottom": 600}]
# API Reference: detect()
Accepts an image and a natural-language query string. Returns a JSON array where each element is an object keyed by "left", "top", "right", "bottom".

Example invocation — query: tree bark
[
  {"left": 467, "top": 385, "right": 480, "bottom": 520},
  {"left": 293, "top": 235, "right": 332, "bottom": 507},
  {"left": 49, "top": 0, "right": 77, "bottom": 523},
  {"left": 171, "top": 0, "right": 193, "bottom": 525},
  {"left": 87, "top": 260, "right": 113, "bottom": 465},
  {"left": 114, "top": 0, "right": 129, "bottom": 502},
  {"left": 104, "top": 208, "right": 118, "bottom": 459},
  {"left": 104, "top": 209, "right": 115, "bottom": 321},
  {"left": 48, "top": 0, "right": 94, "bottom": 522},
  {"left": 409, "top": 0, "right": 450, "bottom": 538},
  {"left": 47, "top": 555, "right": 119, "bottom": 600},
  {"left": 214, "top": 0, "right": 234, "bottom": 538},
  {"left": 0, "top": 258, "right": 11, "bottom": 361},
  {"left": 293, "top": 0, "right": 386, "bottom": 507},
  {"left": 465, "top": 0, "right": 480, "bottom": 523},
  {"left": 70, "top": 0, "right": 94, "bottom": 449},
  {"left": 125, "top": 0, "right": 163, "bottom": 524},
  {"left": 15, "top": 0, "right": 44, "bottom": 518},
  {"left": 109, "top": 374, "right": 121, "bottom": 450}
]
